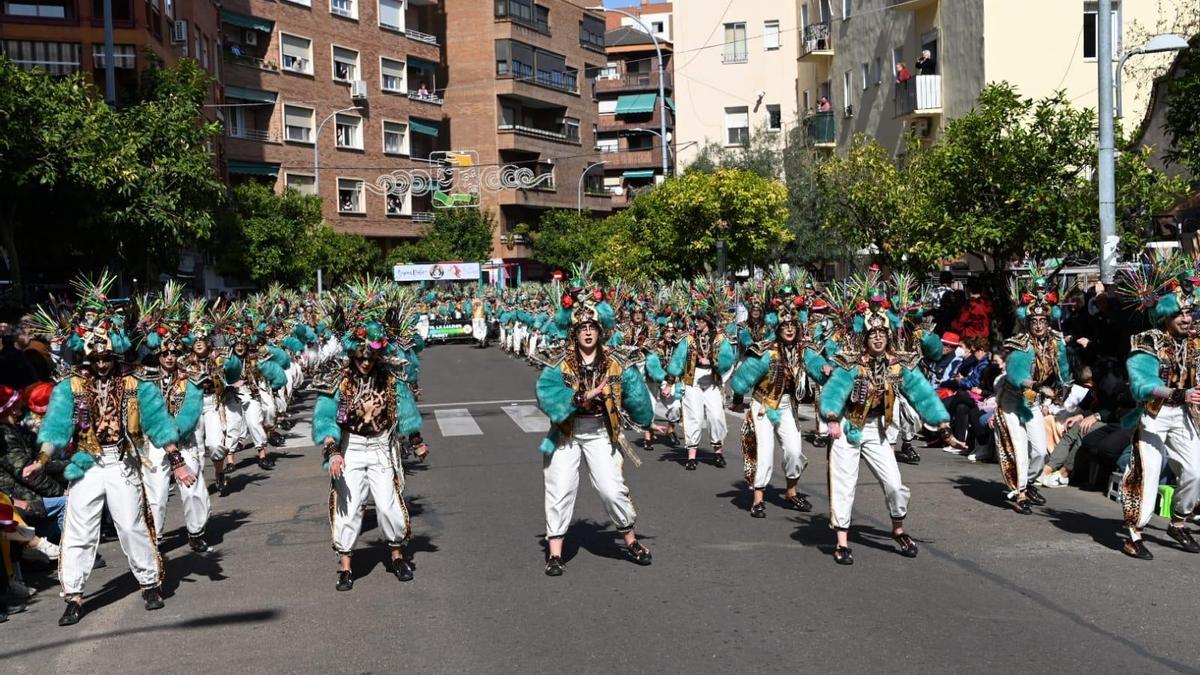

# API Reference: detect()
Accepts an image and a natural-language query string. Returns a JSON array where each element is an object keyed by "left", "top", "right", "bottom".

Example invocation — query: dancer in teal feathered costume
[
  {"left": 536, "top": 269, "right": 655, "bottom": 577},
  {"left": 668, "top": 297, "right": 736, "bottom": 471},
  {"left": 819, "top": 288, "right": 960, "bottom": 566}
]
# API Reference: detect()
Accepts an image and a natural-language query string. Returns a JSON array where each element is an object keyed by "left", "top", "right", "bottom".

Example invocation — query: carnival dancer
[
  {"left": 820, "top": 288, "right": 962, "bottom": 565},
  {"left": 610, "top": 297, "right": 660, "bottom": 449},
  {"left": 731, "top": 281, "right": 813, "bottom": 517},
  {"left": 471, "top": 293, "right": 489, "bottom": 349},
  {"left": 732, "top": 289, "right": 775, "bottom": 413},
  {"left": 993, "top": 276, "right": 1072, "bottom": 514},
  {"left": 22, "top": 274, "right": 188, "bottom": 625},
  {"left": 138, "top": 286, "right": 211, "bottom": 552},
  {"left": 536, "top": 270, "right": 655, "bottom": 576},
  {"left": 668, "top": 287, "right": 736, "bottom": 470},
  {"left": 1119, "top": 260, "right": 1200, "bottom": 559},
  {"left": 183, "top": 300, "right": 233, "bottom": 495},
  {"left": 222, "top": 316, "right": 287, "bottom": 471},
  {"left": 648, "top": 317, "right": 683, "bottom": 446},
  {"left": 311, "top": 282, "right": 427, "bottom": 591}
]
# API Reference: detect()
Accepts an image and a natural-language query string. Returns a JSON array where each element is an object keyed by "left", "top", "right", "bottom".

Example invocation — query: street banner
[{"left": 393, "top": 262, "right": 481, "bottom": 282}]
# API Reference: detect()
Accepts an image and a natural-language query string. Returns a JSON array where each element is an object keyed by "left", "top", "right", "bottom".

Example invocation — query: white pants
[
  {"left": 144, "top": 436, "right": 210, "bottom": 538},
  {"left": 60, "top": 448, "right": 160, "bottom": 594},
  {"left": 227, "top": 386, "right": 266, "bottom": 449},
  {"left": 472, "top": 317, "right": 487, "bottom": 343},
  {"left": 1122, "top": 406, "right": 1200, "bottom": 531},
  {"left": 828, "top": 418, "right": 910, "bottom": 530},
  {"left": 259, "top": 382, "right": 277, "bottom": 430},
  {"left": 331, "top": 433, "right": 410, "bottom": 554},
  {"left": 655, "top": 385, "right": 682, "bottom": 424},
  {"left": 996, "top": 391, "right": 1048, "bottom": 494},
  {"left": 682, "top": 370, "right": 726, "bottom": 448},
  {"left": 890, "top": 396, "right": 921, "bottom": 445},
  {"left": 749, "top": 397, "right": 806, "bottom": 489},
  {"left": 200, "top": 393, "right": 226, "bottom": 462},
  {"left": 543, "top": 417, "right": 636, "bottom": 538}
]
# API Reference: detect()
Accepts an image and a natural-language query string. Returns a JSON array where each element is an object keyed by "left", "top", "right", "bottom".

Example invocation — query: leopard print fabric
[{"left": 339, "top": 373, "right": 395, "bottom": 437}]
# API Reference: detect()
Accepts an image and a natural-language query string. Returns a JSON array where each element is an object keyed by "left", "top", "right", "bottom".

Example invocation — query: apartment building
[
  {"left": 443, "top": 0, "right": 610, "bottom": 275},
  {"left": 795, "top": 0, "right": 1187, "bottom": 155},
  {"left": 604, "top": 0, "right": 672, "bottom": 44},
  {"left": 673, "top": 0, "right": 799, "bottom": 167},
  {"left": 597, "top": 21, "right": 674, "bottom": 207},
  {"left": 219, "top": 0, "right": 446, "bottom": 244},
  {"left": 0, "top": 0, "right": 222, "bottom": 105}
]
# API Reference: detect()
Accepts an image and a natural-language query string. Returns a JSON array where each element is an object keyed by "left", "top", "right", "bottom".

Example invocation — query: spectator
[
  {"left": 951, "top": 278, "right": 994, "bottom": 344},
  {"left": 932, "top": 271, "right": 965, "bottom": 335},
  {"left": 0, "top": 384, "right": 65, "bottom": 546},
  {"left": 915, "top": 49, "right": 936, "bottom": 75},
  {"left": 817, "top": 96, "right": 832, "bottom": 113},
  {"left": 969, "top": 347, "right": 1007, "bottom": 463},
  {"left": 1037, "top": 366, "right": 1097, "bottom": 487},
  {"left": 895, "top": 62, "right": 913, "bottom": 84}
]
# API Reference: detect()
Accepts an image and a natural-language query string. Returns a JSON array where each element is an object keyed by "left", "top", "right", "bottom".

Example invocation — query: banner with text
[{"left": 393, "top": 262, "right": 481, "bottom": 282}]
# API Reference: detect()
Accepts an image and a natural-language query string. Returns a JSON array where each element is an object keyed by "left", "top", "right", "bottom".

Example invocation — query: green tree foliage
[
  {"left": 1165, "top": 36, "right": 1200, "bottom": 178},
  {"left": 217, "top": 183, "right": 379, "bottom": 286},
  {"left": 386, "top": 208, "right": 496, "bottom": 264},
  {"left": 529, "top": 210, "right": 617, "bottom": 272}
]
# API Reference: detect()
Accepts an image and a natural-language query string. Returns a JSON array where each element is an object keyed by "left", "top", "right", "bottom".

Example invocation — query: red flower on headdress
[
  {"left": 856, "top": 301, "right": 869, "bottom": 312},
  {"left": 101, "top": 320, "right": 111, "bottom": 330},
  {"left": 880, "top": 299, "right": 891, "bottom": 310},
  {"left": 1022, "top": 293, "right": 1033, "bottom": 304},
  {"left": 156, "top": 325, "right": 168, "bottom": 336},
  {"left": 771, "top": 298, "right": 782, "bottom": 308},
  {"left": 592, "top": 289, "right": 604, "bottom": 302},
  {"left": 356, "top": 327, "right": 367, "bottom": 338},
  {"left": 792, "top": 297, "right": 804, "bottom": 307},
  {"left": 561, "top": 295, "right": 574, "bottom": 309},
  {"left": 75, "top": 326, "right": 87, "bottom": 336},
  {"left": 1046, "top": 291, "right": 1058, "bottom": 304}
]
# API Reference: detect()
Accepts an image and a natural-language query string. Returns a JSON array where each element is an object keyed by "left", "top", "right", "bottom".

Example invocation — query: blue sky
[{"left": 603, "top": 0, "right": 644, "bottom": 7}]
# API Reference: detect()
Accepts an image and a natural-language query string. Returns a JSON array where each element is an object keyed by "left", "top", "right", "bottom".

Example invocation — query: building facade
[
  {"left": 672, "top": 0, "right": 800, "bottom": 166},
  {"left": 795, "top": 0, "right": 1187, "bottom": 156},
  {"left": 442, "top": 0, "right": 610, "bottom": 275},
  {"left": 604, "top": 0, "right": 673, "bottom": 44}
]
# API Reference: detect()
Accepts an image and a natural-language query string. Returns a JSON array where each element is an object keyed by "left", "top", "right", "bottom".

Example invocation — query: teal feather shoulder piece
[{"left": 138, "top": 380, "right": 181, "bottom": 448}]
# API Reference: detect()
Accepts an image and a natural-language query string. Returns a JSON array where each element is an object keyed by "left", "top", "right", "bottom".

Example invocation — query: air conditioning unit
[
  {"left": 350, "top": 80, "right": 369, "bottom": 99},
  {"left": 171, "top": 20, "right": 188, "bottom": 44},
  {"left": 243, "top": 30, "right": 258, "bottom": 46}
]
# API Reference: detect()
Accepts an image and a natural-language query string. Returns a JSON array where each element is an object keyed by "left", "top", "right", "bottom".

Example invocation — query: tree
[
  {"left": 1164, "top": 36, "right": 1200, "bottom": 178},
  {"left": 386, "top": 208, "right": 495, "bottom": 264},
  {"left": 528, "top": 210, "right": 617, "bottom": 272}
]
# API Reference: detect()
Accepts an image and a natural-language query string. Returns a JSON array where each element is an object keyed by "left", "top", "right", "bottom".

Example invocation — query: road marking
[
  {"left": 502, "top": 404, "right": 550, "bottom": 433},
  {"left": 418, "top": 398, "right": 537, "bottom": 409},
  {"left": 434, "top": 408, "right": 484, "bottom": 436}
]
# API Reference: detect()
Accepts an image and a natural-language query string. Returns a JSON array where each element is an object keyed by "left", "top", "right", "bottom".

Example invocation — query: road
[{"left": 4, "top": 344, "right": 1198, "bottom": 673}]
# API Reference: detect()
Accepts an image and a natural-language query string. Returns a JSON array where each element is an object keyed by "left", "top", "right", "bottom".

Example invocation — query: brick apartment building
[{"left": 442, "top": 0, "right": 611, "bottom": 277}]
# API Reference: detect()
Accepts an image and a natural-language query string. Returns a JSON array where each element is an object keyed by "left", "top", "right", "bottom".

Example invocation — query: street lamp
[
  {"left": 589, "top": 5, "right": 671, "bottom": 178},
  {"left": 577, "top": 160, "right": 607, "bottom": 213},
  {"left": 313, "top": 106, "right": 364, "bottom": 191},
  {"left": 629, "top": 127, "right": 673, "bottom": 181},
  {"left": 1116, "top": 34, "right": 1189, "bottom": 119}
]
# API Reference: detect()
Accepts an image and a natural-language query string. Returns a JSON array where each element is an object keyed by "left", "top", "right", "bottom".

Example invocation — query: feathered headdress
[
  {"left": 1012, "top": 265, "right": 1062, "bottom": 324},
  {"left": 554, "top": 263, "right": 616, "bottom": 334},
  {"left": 1118, "top": 252, "right": 1193, "bottom": 325}
]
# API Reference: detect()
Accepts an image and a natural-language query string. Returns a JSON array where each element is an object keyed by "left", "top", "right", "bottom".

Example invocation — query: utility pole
[
  {"left": 1097, "top": 0, "right": 1116, "bottom": 285},
  {"left": 102, "top": 0, "right": 116, "bottom": 104}
]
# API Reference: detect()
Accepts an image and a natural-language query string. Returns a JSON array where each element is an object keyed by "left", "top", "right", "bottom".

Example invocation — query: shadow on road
[
  {"left": 537, "top": 519, "right": 657, "bottom": 564},
  {"left": 949, "top": 474, "right": 1010, "bottom": 510}
]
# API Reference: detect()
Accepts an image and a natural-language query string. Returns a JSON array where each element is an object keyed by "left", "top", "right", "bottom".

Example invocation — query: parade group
[{"left": 3, "top": 254, "right": 1200, "bottom": 626}]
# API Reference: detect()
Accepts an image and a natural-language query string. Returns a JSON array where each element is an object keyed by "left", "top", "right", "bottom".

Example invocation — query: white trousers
[
  {"left": 144, "top": 436, "right": 210, "bottom": 538},
  {"left": 543, "top": 417, "right": 636, "bottom": 538},
  {"left": 828, "top": 418, "right": 910, "bottom": 530},
  {"left": 227, "top": 386, "right": 266, "bottom": 449},
  {"left": 331, "top": 433, "right": 410, "bottom": 554},
  {"left": 682, "top": 370, "right": 726, "bottom": 448},
  {"left": 472, "top": 317, "right": 488, "bottom": 343},
  {"left": 1123, "top": 406, "right": 1200, "bottom": 531},
  {"left": 200, "top": 393, "right": 226, "bottom": 462},
  {"left": 996, "top": 392, "right": 1048, "bottom": 493},
  {"left": 258, "top": 382, "right": 277, "bottom": 429},
  {"left": 750, "top": 397, "right": 806, "bottom": 489},
  {"left": 60, "top": 448, "right": 160, "bottom": 594}
]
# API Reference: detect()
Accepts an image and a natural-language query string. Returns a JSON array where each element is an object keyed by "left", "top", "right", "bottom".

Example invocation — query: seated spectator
[
  {"left": 1037, "top": 366, "right": 1097, "bottom": 487},
  {"left": 0, "top": 384, "right": 65, "bottom": 546},
  {"left": 950, "top": 279, "right": 993, "bottom": 344}
]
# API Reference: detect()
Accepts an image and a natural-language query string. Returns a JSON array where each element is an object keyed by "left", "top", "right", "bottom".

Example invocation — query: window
[
  {"left": 598, "top": 99, "right": 617, "bottom": 115},
  {"left": 1083, "top": 2, "right": 1120, "bottom": 61},
  {"left": 386, "top": 192, "right": 408, "bottom": 216},
  {"left": 873, "top": 57, "right": 882, "bottom": 85},
  {"left": 598, "top": 62, "right": 618, "bottom": 80},
  {"left": 92, "top": 44, "right": 136, "bottom": 69},
  {"left": 803, "top": 90, "right": 811, "bottom": 112},
  {"left": 596, "top": 138, "right": 618, "bottom": 153},
  {"left": 331, "top": 0, "right": 356, "bottom": 20},
  {"left": 285, "top": 173, "right": 317, "bottom": 195},
  {"left": 766, "top": 104, "right": 782, "bottom": 132},
  {"left": 892, "top": 46, "right": 903, "bottom": 76},
  {"left": 280, "top": 34, "right": 313, "bottom": 74},
  {"left": 4, "top": 0, "right": 74, "bottom": 18},
  {"left": 562, "top": 117, "right": 580, "bottom": 141},
  {"left": 283, "top": 105, "right": 315, "bottom": 143},
  {"left": 496, "top": 0, "right": 549, "bottom": 33},
  {"left": 164, "top": 0, "right": 172, "bottom": 19},
  {"left": 580, "top": 14, "right": 605, "bottom": 52},
  {"left": 842, "top": 0, "right": 852, "bottom": 18},
  {"left": 335, "top": 114, "right": 363, "bottom": 149},
  {"left": 332, "top": 46, "right": 358, "bottom": 81},
  {"left": 284, "top": 0, "right": 310, "bottom": 6},
  {"left": 652, "top": 21, "right": 664, "bottom": 33},
  {"left": 724, "top": 106, "right": 749, "bottom": 146},
  {"left": 92, "top": 0, "right": 132, "bottom": 21},
  {"left": 337, "top": 178, "right": 365, "bottom": 213},
  {"left": 843, "top": 70, "right": 852, "bottom": 113},
  {"left": 380, "top": 57, "right": 405, "bottom": 92},
  {"left": 0, "top": 40, "right": 81, "bottom": 74},
  {"left": 495, "top": 39, "right": 574, "bottom": 91},
  {"left": 201, "top": 33, "right": 209, "bottom": 70},
  {"left": 378, "top": 0, "right": 403, "bottom": 31},
  {"left": 383, "top": 121, "right": 408, "bottom": 155},
  {"left": 627, "top": 133, "right": 653, "bottom": 151},
  {"left": 723, "top": 22, "right": 747, "bottom": 63},
  {"left": 861, "top": 62, "right": 869, "bottom": 91},
  {"left": 763, "top": 20, "right": 780, "bottom": 51}
]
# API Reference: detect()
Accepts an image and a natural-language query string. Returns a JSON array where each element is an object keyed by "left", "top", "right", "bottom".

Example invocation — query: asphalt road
[{"left": 4, "top": 344, "right": 1199, "bottom": 674}]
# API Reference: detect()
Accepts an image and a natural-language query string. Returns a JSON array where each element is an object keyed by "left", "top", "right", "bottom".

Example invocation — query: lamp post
[
  {"left": 577, "top": 160, "right": 607, "bottom": 213},
  {"left": 590, "top": 6, "right": 670, "bottom": 178},
  {"left": 313, "top": 106, "right": 364, "bottom": 192},
  {"left": 629, "top": 127, "right": 673, "bottom": 181},
  {"left": 1115, "top": 34, "right": 1189, "bottom": 119}
]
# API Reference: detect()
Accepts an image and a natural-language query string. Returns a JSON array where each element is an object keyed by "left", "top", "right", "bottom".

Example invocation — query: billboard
[{"left": 392, "top": 262, "right": 481, "bottom": 282}]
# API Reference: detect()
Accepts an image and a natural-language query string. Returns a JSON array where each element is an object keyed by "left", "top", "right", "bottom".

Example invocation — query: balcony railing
[
  {"left": 722, "top": 51, "right": 748, "bottom": 64},
  {"left": 800, "top": 22, "right": 833, "bottom": 57},
  {"left": 894, "top": 74, "right": 942, "bottom": 118},
  {"left": 595, "top": 71, "right": 672, "bottom": 93},
  {"left": 406, "top": 28, "right": 439, "bottom": 45},
  {"left": 413, "top": 211, "right": 436, "bottom": 223},
  {"left": 408, "top": 89, "right": 444, "bottom": 105},
  {"left": 497, "top": 123, "right": 578, "bottom": 144},
  {"left": 227, "top": 127, "right": 278, "bottom": 143},
  {"left": 804, "top": 111, "right": 835, "bottom": 146},
  {"left": 224, "top": 51, "right": 279, "bottom": 72}
]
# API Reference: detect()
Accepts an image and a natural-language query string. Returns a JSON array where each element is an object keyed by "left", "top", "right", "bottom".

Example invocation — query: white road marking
[
  {"left": 418, "top": 398, "right": 537, "bottom": 409},
  {"left": 502, "top": 404, "right": 550, "bottom": 433},
  {"left": 435, "top": 408, "right": 484, "bottom": 436}
]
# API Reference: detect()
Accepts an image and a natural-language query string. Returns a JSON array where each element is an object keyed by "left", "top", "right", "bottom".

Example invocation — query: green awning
[
  {"left": 665, "top": 97, "right": 675, "bottom": 112},
  {"left": 616, "top": 93, "right": 657, "bottom": 115},
  {"left": 225, "top": 85, "right": 276, "bottom": 103},
  {"left": 623, "top": 169, "right": 655, "bottom": 179},
  {"left": 228, "top": 160, "right": 279, "bottom": 177},
  {"left": 409, "top": 118, "right": 440, "bottom": 137},
  {"left": 408, "top": 57, "right": 437, "bottom": 70},
  {"left": 221, "top": 9, "right": 274, "bottom": 33}
]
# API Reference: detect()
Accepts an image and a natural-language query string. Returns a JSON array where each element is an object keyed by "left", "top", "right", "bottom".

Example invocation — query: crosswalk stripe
[
  {"left": 501, "top": 404, "right": 550, "bottom": 433},
  {"left": 434, "top": 408, "right": 484, "bottom": 436}
]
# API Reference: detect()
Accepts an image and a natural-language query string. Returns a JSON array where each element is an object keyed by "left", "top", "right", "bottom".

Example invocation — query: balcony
[
  {"left": 226, "top": 127, "right": 279, "bottom": 143},
  {"left": 413, "top": 211, "right": 436, "bottom": 223},
  {"left": 799, "top": 22, "right": 834, "bottom": 60},
  {"left": 804, "top": 111, "right": 836, "bottom": 148},
  {"left": 894, "top": 75, "right": 942, "bottom": 119},
  {"left": 406, "top": 28, "right": 439, "bottom": 46},
  {"left": 595, "top": 71, "right": 672, "bottom": 94},
  {"left": 409, "top": 89, "right": 444, "bottom": 105},
  {"left": 224, "top": 49, "right": 278, "bottom": 72},
  {"left": 722, "top": 51, "right": 748, "bottom": 65},
  {"left": 597, "top": 109, "right": 670, "bottom": 134},
  {"left": 599, "top": 149, "right": 658, "bottom": 168},
  {"left": 890, "top": 0, "right": 939, "bottom": 11},
  {"left": 495, "top": 0, "right": 550, "bottom": 35},
  {"left": 498, "top": 124, "right": 579, "bottom": 145}
]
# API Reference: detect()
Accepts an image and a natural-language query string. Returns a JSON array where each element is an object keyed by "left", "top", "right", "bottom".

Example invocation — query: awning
[
  {"left": 622, "top": 169, "right": 655, "bottom": 179},
  {"left": 408, "top": 57, "right": 437, "bottom": 71},
  {"left": 228, "top": 160, "right": 279, "bottom": 177},
  {"left": 409, "top": 118, "right": 439, "bottom": 137},
  {"left": 615, "top": 93, "right": 657, "bottom": 115},
  {"left": 665, "top": 97, "right": 675, "bottom": 112},
  {"left": 221, "top": 10, "right": 274, "bottom": 33},
  {"left": 224, "top": 85, "right": 276, "bottom": 103}
]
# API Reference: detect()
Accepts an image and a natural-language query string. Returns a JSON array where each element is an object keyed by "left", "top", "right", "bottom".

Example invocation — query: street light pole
[
  {"left": 592, "top": 6, "right": 670, "bottom": 179},
  {"left": 578, "top": 161, "right": 607, "bottom": 213},
  {"left": 313, "top": 106, "right": 364, "bottom": 192},
  {"left": 1097, "top": 0, "right": 1116, "bottom": 285},
  {"left": 1116, "top": 34, "right": 1190, "bottom": 119},
  {"left": 629, "top": 126, "right": 673, "bottom": 171},
  {"left": 101, "top": 0, "right": 115, "bottom": 104}
]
